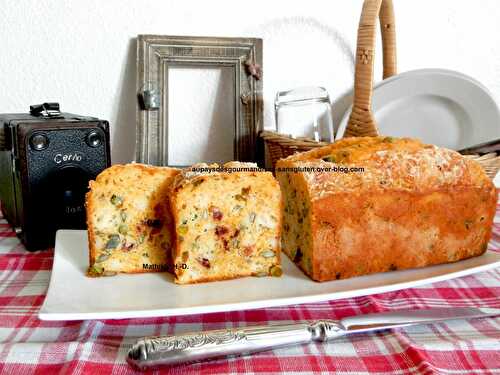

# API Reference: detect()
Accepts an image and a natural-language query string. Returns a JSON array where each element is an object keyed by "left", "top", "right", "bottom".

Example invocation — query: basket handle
[{"left": 345, "top": 0, "right": 397, "bottom": 137}]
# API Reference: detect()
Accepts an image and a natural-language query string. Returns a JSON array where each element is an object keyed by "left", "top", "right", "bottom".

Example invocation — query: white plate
[
  {"left": 336, "top": 69, "right": 500, "bottom": 150},
  {"left": 39, "top": 230, "right": 500, "bottom": 321}
]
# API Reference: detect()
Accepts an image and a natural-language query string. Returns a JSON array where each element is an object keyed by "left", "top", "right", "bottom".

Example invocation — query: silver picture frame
[{"left": 136, "top": 35, "right": 263, "bottom": 166}]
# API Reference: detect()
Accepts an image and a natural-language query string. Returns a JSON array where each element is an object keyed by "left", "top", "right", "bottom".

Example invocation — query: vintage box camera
[{"left": 0, "top": 103, "right": 111, "bottom": 250}]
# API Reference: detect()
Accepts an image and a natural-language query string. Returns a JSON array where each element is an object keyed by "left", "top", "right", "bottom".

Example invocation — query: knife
[{"left": 127, "top": 307, "right": 499, "bottom": 370}]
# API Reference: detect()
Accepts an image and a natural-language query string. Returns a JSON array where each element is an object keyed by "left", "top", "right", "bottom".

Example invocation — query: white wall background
[{"left": 1, "top": 0, "right": 499, "bottom": 164}]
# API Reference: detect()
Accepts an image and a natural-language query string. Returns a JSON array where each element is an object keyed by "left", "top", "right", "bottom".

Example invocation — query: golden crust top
[
  {"left": 171, "top": 162, "right": 264, "bottom": 190},
  {"left": 276, "top": 137, "right": 494, "bottom": 201}
]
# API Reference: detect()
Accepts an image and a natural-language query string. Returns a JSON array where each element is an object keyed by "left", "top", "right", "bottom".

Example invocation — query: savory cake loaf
[
  {"left": 276, "top": 137, "right": 497, "bottom": 282},
  {"left": 86, "top": 163, "right": 179, "bottom": 276},
  {"left": 170, "top": 162, "right": 282, "bottom": 284}
]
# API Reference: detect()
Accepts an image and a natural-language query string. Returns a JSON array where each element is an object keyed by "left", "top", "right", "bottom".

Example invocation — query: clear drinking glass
[{"left": 275, "top": 87, "right": 334, "bottom": 142}]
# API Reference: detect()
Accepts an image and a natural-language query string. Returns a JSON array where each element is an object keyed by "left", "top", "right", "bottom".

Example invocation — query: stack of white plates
[{"left": 336, "top": 69, "right": 500, "bottom": 150}]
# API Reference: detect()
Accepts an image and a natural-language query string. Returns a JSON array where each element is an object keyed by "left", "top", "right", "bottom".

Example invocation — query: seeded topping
[
  {"left": 297, "top": 141, "right": 481, "bottom": 201},
  {"left": 110, "top": 194, "right": 123, "bottom": 206},
  {"left": 197, "top": 257, "right": 211, "bottom": 268},
  {"left": 178, "top": 225, "right": 188, "bottom": 236},
  {"left": 270, "top": 265, "right": 283, "bottom": 277},
  {"left": 105, "top": 234, "right": 120, "bottom": 249},
  {"left": 261, "top": 250, "right": 276, "bottom": 258},
  {"left": 96, "top": 253, "right": 110, "bottom": 263},
  {"left": 89, "top": 264, "right": 104, "bottom": 275}
]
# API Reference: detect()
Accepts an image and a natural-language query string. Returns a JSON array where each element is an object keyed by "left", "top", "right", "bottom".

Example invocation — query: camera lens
[
  {"left": 50, "top": 166, "right": 90, "bottom": 229},
  {"left": 86, "top": 130, "right": 103, "bottom": 148},
  {"left": 29, "top": 133, "right": 49, "bottom": 151}
]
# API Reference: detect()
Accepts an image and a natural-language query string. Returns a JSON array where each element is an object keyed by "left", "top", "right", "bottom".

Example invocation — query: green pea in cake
[
  {"left": 86, "top": 163, "right": 179, "bottom": 276},
  {"left": 170, "top": 162, "right": 283, "bottom": 284}
]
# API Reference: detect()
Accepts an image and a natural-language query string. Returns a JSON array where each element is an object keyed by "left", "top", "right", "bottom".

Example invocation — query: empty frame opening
[{"left": 167, "top": 66, "right": 236, "bottom": 166}]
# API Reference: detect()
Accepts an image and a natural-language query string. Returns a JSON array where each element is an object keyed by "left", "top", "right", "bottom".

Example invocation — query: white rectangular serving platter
[{"left": 39, "top": 230, "right": 500, "bottom": 321}]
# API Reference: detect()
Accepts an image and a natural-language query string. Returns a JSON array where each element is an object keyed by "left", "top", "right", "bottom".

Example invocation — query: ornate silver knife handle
[
  {"left": 127, "top": 307, "right": 500, "bottom": 370},
  {"left": 127, "top": 320, "right": 345, "bottom": 370}
]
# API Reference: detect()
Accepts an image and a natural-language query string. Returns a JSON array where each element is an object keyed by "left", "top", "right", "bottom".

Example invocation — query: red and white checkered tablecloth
[{"left": 0, "top": 208, "right": 499, "bottom": 375}]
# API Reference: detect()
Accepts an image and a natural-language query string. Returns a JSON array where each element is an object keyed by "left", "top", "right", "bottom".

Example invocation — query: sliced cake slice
[
  {"left": 170, "top": 162, "right": 283, "bottom": 284},
  {"left": 86, "top": 163, "right": 179, "bottom": 276}
]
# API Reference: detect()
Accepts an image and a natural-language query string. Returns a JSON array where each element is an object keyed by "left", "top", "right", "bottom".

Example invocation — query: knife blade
[
  {"left": 127, "top": 307, "right": 499, "bottom": 371},
  {"left": 339, "top": 307, "right": 499, "bottom": 333}
]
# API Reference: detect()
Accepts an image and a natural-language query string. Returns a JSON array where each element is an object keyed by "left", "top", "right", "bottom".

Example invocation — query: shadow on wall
[
  {"left": 331, "top": 90, "right": 354, "bottom": 136},
  {"left": 112, "top": 38, "right": 137, "bottom": 164},
  {"left": 250, "top": 16, "right": 356, "bottom": 135},
  {"left": 111, "top": 21, "right": 356, "bottom": 165},
  {"left": 203, "top": 67, "right": 236, "bottom": 164}
]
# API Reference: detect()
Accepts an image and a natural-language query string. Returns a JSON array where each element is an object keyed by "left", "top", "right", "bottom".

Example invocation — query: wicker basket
[
  {"left": 260, "top": 131, "right": 328, "bottom": 164},
  {"left": 261, "top": 0, "right": 500, "bottom": 179}
]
